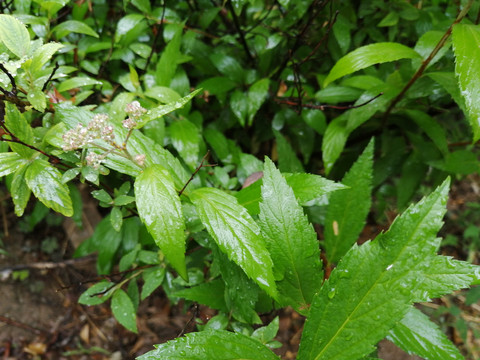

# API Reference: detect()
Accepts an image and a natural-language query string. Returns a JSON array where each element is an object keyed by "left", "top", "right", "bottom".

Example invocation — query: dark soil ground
[{"left": 0, "top": 176, "right": 479, "bottom": 360}]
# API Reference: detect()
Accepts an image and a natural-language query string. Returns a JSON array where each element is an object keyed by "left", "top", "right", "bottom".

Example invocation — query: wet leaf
[
  {"left": 0, "top": 14, "right": 30, "bottom": 57},
  {"left": 111, "top": 289, "right": 138, "bottom": 333}
]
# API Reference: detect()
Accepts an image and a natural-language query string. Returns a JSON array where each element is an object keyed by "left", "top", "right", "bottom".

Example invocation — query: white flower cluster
[
  {"left": 62, "top": 114, "right": 115, "bottom": 151},
  {"left": 85, "top": 151, "right": 104, "bottom": 169},
  {"left": 125, "top": 101, "right": 147, "bottom": 118}
]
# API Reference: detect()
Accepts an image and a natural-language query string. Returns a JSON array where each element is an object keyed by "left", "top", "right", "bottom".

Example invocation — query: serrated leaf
[
  {"left": 135, "top": 165, "right": 187, "bottom": 280},
  {"left": 78, "top": 281, "right": 115, "bottom": 305},
  {"left": 174, "top": 278, "right": 227, "bottom": 311},
  {"left": 52, "top": 20, "right": 99, "bottom": 38},
  {"left": 0, "top": 152, "right": 26, "bottom": 177},
  {"left": 212, "top": 245, "right": 261, "bottom": 324},
  {"left": 141, "top": 266, "right": 165, "bottom": 300},
  {"left": 236, "top": 172, "right": 345, "bottom": 215},
  {"left": 0, "top": 15, "right": 30, "bottom": 57},
  {"left": 324, "top": 42, "right": 420, "bottom": 86},
  {"left": 324, "top": 140, "right": 373, "bottom": 264},
  {"left": 298, "top": 179, "right": 450, "bottom": 360},
  {"left": 137, "top": 89, "right": 202, "bottom": 128},
  {"left": 274, "top": 130, "right": 304, "bottom": 173},
  {"left": 190, "top": 187, "right": 277, "bottom": 298},
  {"left": 111, "top": 289, "right": 138, "bottom": 333},
  {"left": 137, "top": 330, "right": 280, "bottom": 360},
  {"left": 25, "top": 158, "right": 73, "bottom": 217},
  {"left": 258, "top": 157, "right": 323, "bottom": 313},
  {"left": 169, "top": 119, "right": 200, "bottom": 170},
  {"left": 452, "top": 24, "right": 480, "bottom": 141},
  {"left": 388, "top": 308, "right": 464, "bottom": 360},
  {"left": 412, "top": 256, "right": 480, "bottom": 301}
]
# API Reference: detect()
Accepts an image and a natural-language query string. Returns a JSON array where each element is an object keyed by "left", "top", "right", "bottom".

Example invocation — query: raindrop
[
  {"left": 339, "top": 269, "right": 350, "bottom": 278},
  {"left": 386, "top": 264, "right": 393, "bottom": 271},
  {"left": 327, "top": 288, "right": 336, "bottom": 299}
]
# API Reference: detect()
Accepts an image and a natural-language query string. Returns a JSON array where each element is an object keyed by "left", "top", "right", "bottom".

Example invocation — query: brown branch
[
  {"left": 383, "top": 0, "right": 474, "bottom": 119},
  {"left": 42, "top": 62, "right": 60, "bottom": 91},
  {"left": 0, "top": 63, "right": 17, "bottom": 95},
  {"left": 0, "top": 315, "right": 49, "bottom": 336},
  {"left": 226, "top": 0, "right": 255, "bottom": 66},
  {"left": 178, "top": 150, "right": 216, "bottom": 196},
  {"left": 275, "top": 92, "right": 383, "bottom": 111}
]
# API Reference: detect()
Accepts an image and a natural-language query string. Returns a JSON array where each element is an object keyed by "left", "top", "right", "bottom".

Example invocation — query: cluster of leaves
[{"left": 1, "top": 0, "right": 480, "bottom": 359}]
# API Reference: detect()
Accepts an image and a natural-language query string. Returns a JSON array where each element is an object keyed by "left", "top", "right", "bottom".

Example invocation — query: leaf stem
[{"left": 383, "top": 0, "right": 474, "bottom": 120}]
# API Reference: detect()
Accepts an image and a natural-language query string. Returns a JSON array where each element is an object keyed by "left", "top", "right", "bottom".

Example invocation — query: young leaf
[
  {"left": 0, "top": 15, "right": 30, "bottom": 58},
  {"left": 141, "top": 266, "right": 166, "bottom": 300},
  {"left": 56, "top": 76, "right": 102, "bottom": 93},
  {"left": 137, "top": 89, "right": 202, "bottom": 129},
  {"left": 10, "top": 163, "right": 31, "bottom": 216},
  {"left": 111, "top": 289, "right": 138, "bottom": 333},
  {"left": 89, "top": 216, "right": 123, "bottom": 274},
  {"left": 324, "top": 140, "right": 373, "bottom": 264},
  {"left": 190, "top": 187, "right": 277, "bottom": 298},
  {"left": 137, "top": 330, "right": 280, "bottom": 360},
  {"left": 324, "top": 42, "right": 420, "bottom": 87},
  {"left": 298, "top": 179, "right": 450, "bottom": 360},
  {"left": 258, "top": 157, "right": 323, "bottom": 313},
  {"left": 135, "top": 165, "right": 187, "bottom": 280},
  {"left": 78, "top": 281, "right": 115, "bottom": 305},
  {"left": 25, "top": 158, "right": 73, "bottom": 217},
  {"left": 387, "top": 307, "right": 464, "bottom": 360},
  {"left": 169, "top": 119, "right": 200, "bottom": 171},
  {"left": 452, "top": 24, "right": 480, "bottom": 141},
  {"left": 29, "top": 42, "right": 64, "bottom": 74}
]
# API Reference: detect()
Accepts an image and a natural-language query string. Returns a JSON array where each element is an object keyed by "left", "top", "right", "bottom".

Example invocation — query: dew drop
[{"left": 328, "top": 288, "right": 336, "bottom": 299}]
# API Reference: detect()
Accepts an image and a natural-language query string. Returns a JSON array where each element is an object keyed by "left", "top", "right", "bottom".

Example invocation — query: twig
[
  {"left": 42, "top": 62, "right": 60, "bottom": 91},
  {"left": 177, "top": 303, "right": 199, "bottom": 337},
  {"left": 0, "top": 63, "right": 17, "bottom": 95},
  {"left": 178, "top": 150, "right": 216, "bottom": 196},
  {"left": 226, "top": 0, "right": 255, "bottom": 66},
  {"left": 0, "top": 254, "right": 97, "bottom": 280},
  {"left": 0, "top": 315, "right": 49, "bottom": 336},
  {"left": 383, "top": 0, "right": 474, "bottom": 120},
  {"left": 275, "top": 92, "right": 383, "bottom": 111}
]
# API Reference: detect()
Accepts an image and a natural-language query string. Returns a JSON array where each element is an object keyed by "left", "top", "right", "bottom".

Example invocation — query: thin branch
[
  {"left": 226, "top": 0, "right": 255, "bottom": 66},
  {"left": 0, "top": 315, "right": 49, "bottom": 336},
  {"left": 178, "top": 150, "right": 216, "bottom": 196},
  {"left": 42, "top": 62, "right": 60, "bottom": 91},
  {"left": 275, "top": 92, "right": 383, "bottom": 111},
  {"left": 0, "top": 63, "right": 17, "bottom": 95},
  {"left": 383, "top": 0, "right": 474, "bottom": 119}
]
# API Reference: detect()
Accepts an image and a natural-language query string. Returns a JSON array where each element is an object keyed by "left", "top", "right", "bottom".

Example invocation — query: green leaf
[
  {"left": 274, "top": 130, "right": 304, "bottom": 173},
  {"left": 252, "top": 317, "right": 279, "bottom": 345},
  {"left": 89, "top": 216, "right": 123, "bottom": 274},
  {"left": 321, "top": 115, "right": 348, "bottom": 174},
  {"left": 0, "top": 15, "right": 30, "bottom": 57},
  {"left": 52, "top": 20, "right": 99, "bottom": 38},
  {"left": 29, "top": 42, "right": 64, "bottom": 74},
  {"left": 258, "top": 158, "right": 323, "bottom": 313},
  {"left": 56, "top": 76, "right": 102, "bottom": 92},
  {"left": 324, "top": 140, "right": 373, "bottom": 264},
  {"left": 137, "top": 330, "right": 280, "bottom": 360},
  {"left": 145, "top": 86, "right": 181, "bottom": 103},
  {"left": 452, "top": 24, "right": 480, "bottom": 141},
  {"left": 25, "top": 158, "right": 73, "bottom": 217},
  {"left": 388, "top": 308, "right": 464, "bottom": 360},
  {"left": 174, "top": 279, "right": 227, "bottom": 311},
  {"left": 78, "top": 281, "right": 115, "bottom": 305},
  {"left": 210, "top": 53, "right": 245, "bottom": 84},
  {"left": 111, "top": 289, "right": 138, "bottom": 333},
  {"left": 27, "top": 87, "right": 47, "bottom": 112},
  {"left": 156, "top": 24, "right": 182, "bottom": 86},
  {"left": 212, "top": 245, "right": 261, "bottom": 324},
  {"left": 0, "top": 152, "right": 26, "bottom": 177},
  {"left": 404, "top": 110, "right": 448, "bottom": 155},
  {"left": 190, "top": 187, "right": 277, "bottom": 298},
  {"left": 137, "top": 89, "right": 202, "bottom": 128},
  {"left": 397, "top": 152, "right": 427, "bottom": 210},
  {"left": 413, "top": 256, "right": 480, "bottom": 301},
  {"left": 141, "top": 266, "right": 166, "bottom": 300},
  {"left": 298, "top": 179, "right": 450, "bottom": 360},
  {"left": 110, "top": 206, "right": 123, "bottom": 232},
  {"left": 169, "top": 119, "right": 200, "bottom": 170},
  {"left": 135, "top": 165, "right": 187, "bottom": 280},
  {"left": 230, "top": 89, "right": 248, "bottom": 126},
  {"left": 426, "top": 72, "right": 466, "bottom": 113},
  {"left": 10, "top": 163, "right": 31, "bottom": 216},
  {"left": 4, "top": 102, "right": 35, "bottom": 158},
  {"left": 247, "top": 78, "right": 269, "bottom": 126},
  {"left": 324, "top": 42, "right": 420, "bottom": 87},
  {"left": 236, "top": 173, "right": 345, "bottom": 215}
]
